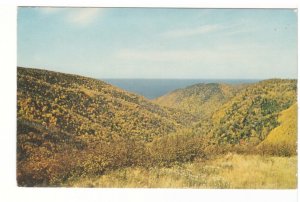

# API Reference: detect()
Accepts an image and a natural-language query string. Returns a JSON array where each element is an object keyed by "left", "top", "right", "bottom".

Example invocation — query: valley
[{"left": 17, "top": 67, "right": 297, "bottom": 188}]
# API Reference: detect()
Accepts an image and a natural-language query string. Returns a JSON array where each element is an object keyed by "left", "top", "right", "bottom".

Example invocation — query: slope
[
  {"left": 257, "top": 103, "right": 297, "bottom": 156},
  {"left": 212, "top": 79, "right": 297, "bottom": 145},
  {"left": 17, "top": 67, "right": 195, "bottom": 141},
  {"left": 154, "top": 83, "right": 242, "bottom": 119},
  {"left": 17, "top": 67, "right": 196, "bottom": 186}
]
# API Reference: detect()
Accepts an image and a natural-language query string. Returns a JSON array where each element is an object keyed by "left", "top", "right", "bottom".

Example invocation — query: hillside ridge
[{"left": 17, "top": 67, "right": 297, "bottom": 186}]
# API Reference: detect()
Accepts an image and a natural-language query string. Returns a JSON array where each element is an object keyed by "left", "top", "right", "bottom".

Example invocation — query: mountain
[
  {"left": 154, "top": 79, "right": 297, "bottom": 146},
  {"left": 17, "top": 67, "right": 196, "bottom": 186},
  {"left": 17, "top": 67, "right": 297, "bottom": 186},
  {"left": 154, "top": 83, "right": 243, "bottom": 119},
  {"left": 257, "top": 103, "right": 297, "bottom": 156},
  {"left": 17, "top": 67, "right": 195, "bottom": 141},
  {"left": 212, "top": 79, "right": 297, "bottom": 145}
]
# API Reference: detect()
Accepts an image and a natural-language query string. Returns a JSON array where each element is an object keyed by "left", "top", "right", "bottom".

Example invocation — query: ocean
[{"left": 103, "top": 79, "right": 260, "bottom": 99}]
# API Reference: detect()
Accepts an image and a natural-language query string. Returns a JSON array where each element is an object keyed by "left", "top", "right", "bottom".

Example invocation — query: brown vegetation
[{"left": 17, "top": 67, "right": 297, "bottom": 187}]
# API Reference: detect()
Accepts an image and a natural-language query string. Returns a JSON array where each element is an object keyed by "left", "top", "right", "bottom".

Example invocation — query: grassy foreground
[{"left": 65, "top": 154, "right": 297, "bottom": 188}]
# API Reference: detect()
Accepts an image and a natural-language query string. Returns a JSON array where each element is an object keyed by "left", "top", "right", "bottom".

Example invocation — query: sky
[{"left": 17, "top": 8, "right": 297, "bottom": 79}]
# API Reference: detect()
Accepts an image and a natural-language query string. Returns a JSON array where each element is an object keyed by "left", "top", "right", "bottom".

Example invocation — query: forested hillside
[
  {"left": 212, "top": 79, "right": 297, "bottom": 145},
  {"left": 257, "top": 103, "right": 297, "bottom": 156},
  {"left": 17, "top": 67, "right": 297, "bottom": 187},
  {"left": 17, "top": 67, "right": 195, "bottom": 141},
  {"left": 155, "top": 79, "right": 297, "bottom": 146},
  {"left": 17, "top": 67, "right": 196, "bottom": 186},
  {"left": 154, "top": 83, "right": 243, "bottom": 119}
]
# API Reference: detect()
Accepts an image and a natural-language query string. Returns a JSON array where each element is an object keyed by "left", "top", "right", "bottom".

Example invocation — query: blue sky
[{"left": 18, "top": 8, "right": 297, "bottom": 79}]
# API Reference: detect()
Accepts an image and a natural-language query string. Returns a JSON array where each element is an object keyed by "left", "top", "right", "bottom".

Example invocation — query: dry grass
[
  {"left": 257, "top": 103, "right": 297, "bottom": 156},
  {"left": 209, "top": 153, "right": 297, "bottom": 188},
  {"left": 65, "top": 154, "right": 297, "bottom": 189}
]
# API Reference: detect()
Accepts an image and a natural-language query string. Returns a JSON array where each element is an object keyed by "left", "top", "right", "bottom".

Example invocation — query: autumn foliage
[{"left": 17, "top": 67, "right": 297, "bottom": 186}]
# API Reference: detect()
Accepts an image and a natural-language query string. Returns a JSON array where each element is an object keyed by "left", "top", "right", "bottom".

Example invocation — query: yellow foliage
[
  {"left": 257, "top": 103, "right": 297, "bottom": 156},
  {"left": 154, "top": 83, "right": 238, "bottom": 119},
  {"left": 17, "top": 67, "right": 298, "bottom": 187}
]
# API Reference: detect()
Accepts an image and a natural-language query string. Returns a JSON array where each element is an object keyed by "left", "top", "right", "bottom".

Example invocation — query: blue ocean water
[{"left": 103, "top": 79, "right": 259, "bottom": 99}]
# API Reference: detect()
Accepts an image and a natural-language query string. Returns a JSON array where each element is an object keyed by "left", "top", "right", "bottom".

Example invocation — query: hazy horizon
[
  {"left": 17, "top": 66, "right": 297, "bottom": 80},
  {"left": 103, "top": 78, "right": 261, "bottom": 98},
  {"left": 18, "top": 8, "right": 297, "bottom": 79}
]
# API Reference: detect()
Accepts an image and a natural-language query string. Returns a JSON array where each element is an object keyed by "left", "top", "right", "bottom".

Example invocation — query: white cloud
[
  {"left": 39, "top": 7, "right": 102, "bottom": 26},
  {"left": 161, "top": 24, "right": 222, "bottom": 38},
  {"left": 160, "top": 23, "right": 252, "bottom": 39},
  {"left": 114, "top": 45, "right": 295, "bottom": 79},
  {"left": 38, "top": 7, "right": 66, "bottom": 14},
  {"left": 117, "top": 48, "right": 243, "bottom": 63},
  {"left": 65, "top": 8, "right": 102, "bottom": 26},
  {"left": 36, "top": 7, "right": 68, "bottom": 15}
]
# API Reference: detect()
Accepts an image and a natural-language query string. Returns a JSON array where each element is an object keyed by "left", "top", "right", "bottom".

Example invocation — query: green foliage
[
  {"left": 17, "top": 67, "right": 297, "bottom": 187},
  {"left": 154, "top": 83, "right": 242, "bottom": 119},
  {"left": 257, "top": 103, "right": 297, "bottom": 156},
  {"left": 212, "top": 79, "right": 297, "bottom": 145},
  {"left": 17, "top": 67, "right": 195, "bottom": 141},
  {"left": 17, "top": 67, "right": 196, "bottom": 186},
  {"left": 148, "top": 129, "right": 207, "bottom": 166}
]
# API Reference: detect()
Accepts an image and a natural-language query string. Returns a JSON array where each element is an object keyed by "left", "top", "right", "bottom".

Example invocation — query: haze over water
[{"left": 103, "top": 79, "right": 259, "bottom": 99}]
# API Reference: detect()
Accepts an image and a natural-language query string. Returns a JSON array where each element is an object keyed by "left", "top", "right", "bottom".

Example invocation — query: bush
[
  {"left": 256, "top": 143, "right": 297, "bottom": 157},
  {"left": 148, "top": 130, "right": 207, "bottom": 167}
]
